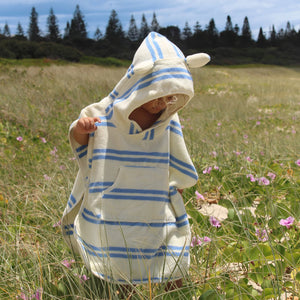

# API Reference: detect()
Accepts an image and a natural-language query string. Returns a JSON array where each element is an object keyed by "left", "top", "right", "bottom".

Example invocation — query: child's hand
[
  {"left": 72, "top": 117, "right": 101, "bottom": 145},
  {"left": 76, "top": 117, "right": 101, "bottom": 134}
]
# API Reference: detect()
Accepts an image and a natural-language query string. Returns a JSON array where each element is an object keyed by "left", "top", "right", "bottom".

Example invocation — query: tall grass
[{"left": 0, "top": 61, "right": 299, "bottom": 299}]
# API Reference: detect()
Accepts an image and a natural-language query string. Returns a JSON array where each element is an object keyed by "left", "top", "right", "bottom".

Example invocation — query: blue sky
[{"left": 0, "top": 0, "right": 299, "bottom": 39}]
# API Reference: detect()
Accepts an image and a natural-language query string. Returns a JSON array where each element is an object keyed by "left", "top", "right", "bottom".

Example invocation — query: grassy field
[{"left": 0, "top": 59, "right": 299, "bottom": 299}]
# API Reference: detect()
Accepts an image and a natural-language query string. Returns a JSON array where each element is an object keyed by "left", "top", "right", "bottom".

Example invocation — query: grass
[{"left": 0, "top": 59, "right": 299, "bottom": 299}]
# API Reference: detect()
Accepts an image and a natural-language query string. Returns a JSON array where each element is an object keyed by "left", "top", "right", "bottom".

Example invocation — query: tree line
[{"left": 0, "top": 5, "right": 299, "bottom": 65}]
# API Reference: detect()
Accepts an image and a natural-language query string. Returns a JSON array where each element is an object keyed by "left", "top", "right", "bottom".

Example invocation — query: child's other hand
[{"left": 76, "top": 117, "right": 101, "bottom": 134}]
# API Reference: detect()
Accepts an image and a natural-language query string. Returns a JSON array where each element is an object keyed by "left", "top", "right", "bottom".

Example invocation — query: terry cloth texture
[{"left": 62, "top": 32, "right": 209, "bottom": 284}]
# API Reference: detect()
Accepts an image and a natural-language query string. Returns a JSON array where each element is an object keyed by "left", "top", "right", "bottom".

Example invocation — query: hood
[{"left": 107, "top": 32, "right": 210, "bottom": 132}]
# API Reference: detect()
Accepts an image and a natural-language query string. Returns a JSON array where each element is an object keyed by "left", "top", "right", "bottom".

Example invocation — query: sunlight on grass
[{"left": 0, "top": 61, "right": 299, "bottom": 299}]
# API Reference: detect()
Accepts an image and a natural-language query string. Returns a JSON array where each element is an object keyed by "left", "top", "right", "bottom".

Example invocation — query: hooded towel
[{"left": 62, "top": 32, "right": 210, "bottom": 284}]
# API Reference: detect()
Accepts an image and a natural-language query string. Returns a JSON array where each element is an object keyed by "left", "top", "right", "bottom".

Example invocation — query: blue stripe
[
  {"left": 92, "top": 155, "right": 169, "bottom": 164},
  {"left": 167, "top": 126, "right": 183, "bottom": 137},
  {"left": 89, "top": 188, "right": 107, "bottom": 193},
  {"left": 176, "top": 213, "right": 188, "bottom": 222},
  {"left": 170, "top": 120, "right": 182, "bottom": 129},
  {"left": 70, "top": 194, "right": 76, "bottom": 204},
  {"left": 81, "top": 212, "right": 180, "bottom": 227},
  {"left": 102, "top": 194, "right": 170, "bottom": 202},
  {"left": 129, "top": 122, "right": 135, "bottom": 134},
  {"left": 169, "top": 161, "right": 198, "bottom": 180},
  {"left": 93, "top": 149, "right": 169, "bottom": 157},
  {"left": 149, "top": 129, "right": 155, "bottom": 140},
  {"left": 78, "top": 150, "right": 87, "bottom": 158},
  {"left": 89, "top": 181, "right": 114, "bottom": 187},
  {"left": 170, "top": 155, "right": 197, "bottom": 172},
  {"left": 115, "top": 68, "right": 191, "bottom": 104},
  {"left": 151, "top": 32, "right": 163, "bottom": 59},
  {"left": 143, "top": 131, "right": 149, "bottom": 140},
  {"left": 96, "top": 122, "right": 116, "bottom": 128},
  {"left": 146, "top": 34, "right": 156, "bottom": 61},
  {"left": 111, "top": 188, "right": 169, "bottom": 196},
  {"left": 76, "top": 144, "right": 88, "bottom": 153},
  {"left": 83, "top": 208, "right": 101, "bottom": 219}
]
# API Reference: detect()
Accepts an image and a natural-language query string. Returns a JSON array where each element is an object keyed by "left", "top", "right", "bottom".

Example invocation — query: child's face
[{"left": 141, "top": 95, "right": 176, "bottom": 115}]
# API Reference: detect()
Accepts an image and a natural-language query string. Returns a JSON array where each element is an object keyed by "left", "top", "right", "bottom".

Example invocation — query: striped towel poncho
[{"left": 62, "top": 32, "right": 210, "bottom": 284}]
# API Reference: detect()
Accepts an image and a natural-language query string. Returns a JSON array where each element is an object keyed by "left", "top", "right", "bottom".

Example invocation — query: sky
[{"left": 0, "top": 0, "right": 299, "bottom": 40}]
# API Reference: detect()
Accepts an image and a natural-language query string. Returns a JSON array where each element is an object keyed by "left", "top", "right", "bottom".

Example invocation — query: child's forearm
[{"left": 72, "top": 128, "right": 89, "bottom": 145}]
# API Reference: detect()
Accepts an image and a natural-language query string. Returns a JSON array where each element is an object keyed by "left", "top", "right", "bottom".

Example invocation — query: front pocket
[{"left": 100, "top": 166, "right": 176, "bottom": 223}]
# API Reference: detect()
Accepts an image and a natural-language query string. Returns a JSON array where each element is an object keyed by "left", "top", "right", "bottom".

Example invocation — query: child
[{"left": 62, "top": 32, "right": 210, "bottom": 289}]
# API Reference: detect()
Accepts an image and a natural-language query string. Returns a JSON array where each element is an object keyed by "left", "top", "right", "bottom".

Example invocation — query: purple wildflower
[
  {"left": 255, "top": 229, "right": 268, "bottom": 242},
  {"left": 295, "top": 159, "right": 300, "bottom": 167},
  {"left": 279, "top": 216, "right": 295, "bottom": 229},
  {"left": 209, "top": 216, "right": 221, "bottom": 228},
  {"left": 16, "top": 136, "right": 23, "bottom": 142},
  {"left": 31, "top": 288, "right": 43, "bottom": 300},
  {"left": 40, "top": 137, "right": 47, "bottom": 143}
]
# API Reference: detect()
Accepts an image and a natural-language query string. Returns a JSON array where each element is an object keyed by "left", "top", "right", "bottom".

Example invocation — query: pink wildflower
[
  {"left": 203, "top": 166, "right": 212, "bottom": 174},
  {"left": 50, "top": 147, "right": 58, "bottom": 156},
  {"left": 217, "top": 122, "right": 222, "bottom": 126},
  {"left": 256, "top": 121, "right": 261, "bottom": 125},
  {"left": 279, "top": 216, "right": 295, "bottom": 229},
  {"left": 59, "top": 165, "right": 66, "bottom": 170},
  {"left": 40, "top": 137, "right": 47, "bottom": 143},
  {"left": 195, "top": 191, "right": 205, "bottom": 201},
  {"left": 295, "top": 159, "right": 300, "bottom": 167},
  {"left": 31, "top": 288, "right": 43, "bottom": 300},
  {"left": 191, "top": 235, "right": 211, "bottom": 247},
  {"left": 16, "top": 136, "right": 23, "bottom": 142},
  {"left": 53, "top": 220, "right": 62, "bottom": 227},
  {"left": 267, "top": 172, "right": 276, "bottom": 181},
  {"left": 209, "top": 216, "right": 221, "bottom": 228},
  {"left": 246, "top": 156, "right": 253, "bottom": 162},
  {"left": 61, "top": 259, "right": 75, "bottom": 268},
  {"left": 43, "top": 174, "right": 51, "bottom": 180},
  {"left": 234, "top": 151, "right": 241, "bottom": 156},
  {"left": 258, "top": 177, "right": 270, "bottom": 186},
  {"left": 247, "top": 174, "right": 256, "bottom": 182}
]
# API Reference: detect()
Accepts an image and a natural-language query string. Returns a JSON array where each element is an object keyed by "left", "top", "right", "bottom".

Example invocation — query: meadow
[{"left": 0, "top": 59, "right": 299, "bottom": 299}]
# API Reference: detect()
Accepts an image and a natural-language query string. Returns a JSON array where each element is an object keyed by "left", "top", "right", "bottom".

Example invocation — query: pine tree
[
  {"left": 241, "top": 16, "right": 252, "bottom": 46},
  {"left": 47, "top": 8, "right": 60, "bottom": 41},
  {"left": 193, "top": 21, "right": 202, "bottom": 34},
  {"left": 257, "top": 27, "right": 267, "bottom": 47},
  {"left": 139, "top": 14, "right": 149, "bottom": 39},
  {"left": 151, "top": 13, "right": 160, "bottom": 32},
  {"left": 269, "top": 25, "right": 277, "bottom": 46},
  {"left": 94, "top": 27, "right": 103, "bottom": 41},
  {"left": 3, "top": 23, "right": 11, "bottom": 37},
  {"left": 28, "top": 7, "right": 40, "bottom": 41},
  {"left": 225, "top": 15, "right": 233, "bottom": 31},
  {"left": 128, "top": 15, "right": 139, "bottom": 42},
  {"left": 105, "top": 9, "right": 124, "bottom": 42},
  {"left": 220, "top": 15, "right": 237, "bottom": 47},
  {"left": 16, "top": 22, "right": 25, "bottom": 38},
  {"left": 206, "top": 18, "right": 219, "bottom": 47},
  {"left": 64, "top": 21, "right": 70, "bottom": 39},
  {"left": 182, "top": 22, "right": 192, "bottom": 39},
  {"left": 69, "top": 5, "right": 87, "bottom": 39}
]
